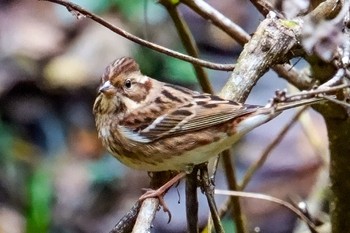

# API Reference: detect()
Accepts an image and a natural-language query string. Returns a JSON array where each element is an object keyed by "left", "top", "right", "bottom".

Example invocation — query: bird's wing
[{"left": 119, "top": 91, "right": 259, "bottom": 143}]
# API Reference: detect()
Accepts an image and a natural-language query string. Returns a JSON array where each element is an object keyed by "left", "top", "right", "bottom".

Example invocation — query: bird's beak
[{"left": 99, "top": 81, "right": 113, "bottom": 94}]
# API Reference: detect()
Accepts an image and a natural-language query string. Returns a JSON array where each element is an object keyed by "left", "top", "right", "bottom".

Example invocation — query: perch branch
[{"left": 132, "top": 199, "right": 159, "bottom": 233}]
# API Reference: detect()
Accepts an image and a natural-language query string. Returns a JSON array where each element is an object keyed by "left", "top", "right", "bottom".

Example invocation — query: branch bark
[
  {"left": 326, "top": 117, "right": 350, "bottom": 232},
  {"left": 220, "top": 12, "right": 301, "bottom": 102},
  {"left": 186, "top": 168, "right": 199, "bottom": 233},
  {"left": 132, "top": 199, "right": 159, "bottom": 233}
]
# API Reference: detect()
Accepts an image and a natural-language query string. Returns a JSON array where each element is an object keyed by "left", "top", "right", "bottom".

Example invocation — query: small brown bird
[{"left": 93, "top": 57, "right": 320, "bottom": 201}]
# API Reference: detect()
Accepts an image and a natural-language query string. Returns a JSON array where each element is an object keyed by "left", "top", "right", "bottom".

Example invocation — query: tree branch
[
  {"left": 132, "top": 199, "right": 159, "bottom": 233},
  {"left": 220, "top": 11, "right": 301, "bottom": 102},
  {"left": 181, "top": 0, "right": 342, "bottom": 91},
  {"left": 186, "top": 167, "right": 199, "bottom": 233},
  {"left": 200, "top": 166, "right": 225, "bottom": 233},
  {"left": 39, "top": 0, "right": 235, "bottom": 71}
]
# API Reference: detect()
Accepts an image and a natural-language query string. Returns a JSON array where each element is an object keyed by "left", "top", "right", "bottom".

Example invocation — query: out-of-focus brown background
[{"left": 0, "top": 0, "right": 328, "bottom": 232}]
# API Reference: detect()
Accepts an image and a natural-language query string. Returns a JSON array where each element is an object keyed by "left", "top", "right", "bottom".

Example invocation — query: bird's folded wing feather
[{"left": 119, "top": 94, "right": 258, "bottom": 143}]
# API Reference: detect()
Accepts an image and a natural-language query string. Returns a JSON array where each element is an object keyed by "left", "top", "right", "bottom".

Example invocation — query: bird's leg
[
  {"left": 139, "top": 172, "right": 186, "bottom": 200},
  {"left": 139, "top": 172, "right": 186, "bottom": 221}
]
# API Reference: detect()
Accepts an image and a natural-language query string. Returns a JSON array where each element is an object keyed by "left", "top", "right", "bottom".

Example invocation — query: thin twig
[
  {"left": 200, "top": 166, "right": 225, "bottom": 233},
  {"left": 240, "top": 106, "right": 308, "bottom": 190},
  {"left": 323, "top": 95, "right": 350, "bottom": 108},
  {"left": 287, "top": 83, "right": 350, "bottom": 100},
  {"left": 186, "top": 167, "right": 199, "bottom": 233},
  {"left": 215, "top": 189, "right": 319, "bottom": 232},
  {"left": 39, "top": 0, "right": 235, "bottom": 71}
]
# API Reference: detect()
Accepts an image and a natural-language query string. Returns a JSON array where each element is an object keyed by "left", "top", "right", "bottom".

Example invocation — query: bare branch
[
  {"left": 287, "top": 83, "right": 350, "bottom": 99},
  {"left": 185, "top": 167, "right": 199, "bottom": 233},
  {"left": 200, "top": 166, "right": 226, "bottom": 233},
  {"left": 182, "top": 0, "right": 342, "bottom": 92},
  {"left": 220, "top": 12, "right": 302, "bottom": 102},
  {"left": 181, "top": 0, "right": 310, "bottom": 89},
  {"left": 323, "top": 95, "right": 350, "bottom": 108},
  {"left": 39, "top": 0, "right": 235, "bottom": 71},
  {"left": 132, "top": 199, "right": 159, "bottom": 233}
]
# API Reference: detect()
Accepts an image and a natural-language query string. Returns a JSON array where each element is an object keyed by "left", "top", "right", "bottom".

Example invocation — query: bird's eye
[{"left": 124, "top": 79, "right": 132, "bottom": 89}]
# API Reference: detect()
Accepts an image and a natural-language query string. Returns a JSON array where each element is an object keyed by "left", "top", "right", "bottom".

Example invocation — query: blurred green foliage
[
  {"left": 79, "top": 0, "right": 167, "bottom": 23},
  {"left": 26, "top": 166, "right": 53, "bottom": 233},
  {"left": 135, "top": 47, "right": 198, "bottom": 86}
]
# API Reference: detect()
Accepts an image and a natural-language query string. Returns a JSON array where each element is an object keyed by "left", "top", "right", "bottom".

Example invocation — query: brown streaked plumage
[{"left": 93, "top": 57, "right": 321, "bottom": 172}]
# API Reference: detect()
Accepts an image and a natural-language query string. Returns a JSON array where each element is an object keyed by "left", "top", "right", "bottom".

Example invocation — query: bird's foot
[{"left": 139, "top": 172, "right": 186, "bottom": 223}]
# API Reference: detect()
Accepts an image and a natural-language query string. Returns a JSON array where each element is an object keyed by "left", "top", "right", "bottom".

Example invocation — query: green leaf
[{"left": 26, "top": 167, "right": 53, "bottom": 233}]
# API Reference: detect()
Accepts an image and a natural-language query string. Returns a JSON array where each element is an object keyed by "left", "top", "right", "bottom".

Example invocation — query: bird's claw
[{"left": 139, "top": 189, "right": 172, "bottom": 223}]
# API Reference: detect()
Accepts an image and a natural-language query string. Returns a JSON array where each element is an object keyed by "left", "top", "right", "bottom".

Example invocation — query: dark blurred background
[{"left": 0, "top": 0, "right": 328, "bottom": 232}]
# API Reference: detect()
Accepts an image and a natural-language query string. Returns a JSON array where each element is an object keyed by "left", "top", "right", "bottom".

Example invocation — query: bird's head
[{"left": 93, "top": 57, "right": 152, "bottom": 116}]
